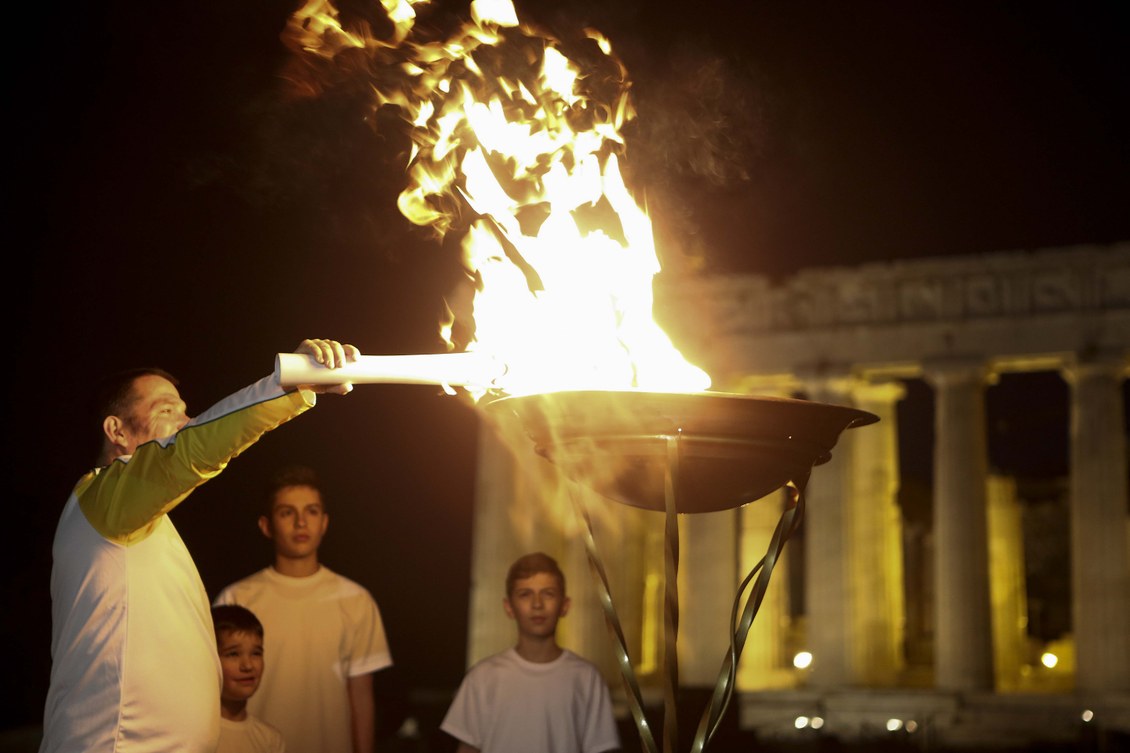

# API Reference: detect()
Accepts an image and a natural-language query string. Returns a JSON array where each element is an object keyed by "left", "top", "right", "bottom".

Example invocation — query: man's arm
[
  {"left": 348, "top": 672, "right": 377, "bottom": 753},
  {"left": 81, "top": 377, "right": 313, "bottom": 541},
  {"left": 79, "top": 338, "right": 358, "bottom": 541}
]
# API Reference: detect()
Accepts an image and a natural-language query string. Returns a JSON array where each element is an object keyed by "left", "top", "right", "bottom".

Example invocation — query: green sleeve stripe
[{"left": 80, "top": 389, "right": 312, "bottom": 543}]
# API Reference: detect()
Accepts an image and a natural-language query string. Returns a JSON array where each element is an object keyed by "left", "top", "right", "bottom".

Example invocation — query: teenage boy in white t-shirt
[
  {"left": 215, "top": 466, "right": 392, "bottom": 753},
  {"left": 441, "top": 552, "right": 620, "bottom": 753}
]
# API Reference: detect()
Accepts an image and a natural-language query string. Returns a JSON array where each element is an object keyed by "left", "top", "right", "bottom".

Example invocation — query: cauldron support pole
[{"left": 662, "top": 435, "right": 682, "bottom": 753}]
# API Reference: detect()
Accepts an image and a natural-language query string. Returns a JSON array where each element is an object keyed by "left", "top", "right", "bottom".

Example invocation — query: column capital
[
  {"left": 794, "top": 363, "right": 858, "bottom": 403},
  {"left": 734, "top": 373, "right": 802, "bottom": 398},
  {"left": 922, "top": 357, "right": 991, "bottom": 389},
  {"left": 1061, "top": 350, "right": 1129, "bottom": 385},
  {"left": 851, "top": 378, "right": 907, "bottom": 406}
]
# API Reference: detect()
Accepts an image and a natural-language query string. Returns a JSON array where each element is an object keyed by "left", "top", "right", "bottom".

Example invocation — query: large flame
[{"left": 284, "top": 0, "right": 710, "bottom": 399}]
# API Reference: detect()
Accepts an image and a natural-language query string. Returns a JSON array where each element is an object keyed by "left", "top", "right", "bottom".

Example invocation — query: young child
[
  {"left": 441, "top": 552, "right": 621, "bottom": 753},
  {"left": 213, "top": 604, "right": 286, "bottom": 753}
]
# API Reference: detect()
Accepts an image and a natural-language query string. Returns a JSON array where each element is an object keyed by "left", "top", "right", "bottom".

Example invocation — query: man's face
[
  {"left": 217, "top": 630, "right": 264, "bottom": 703},
  {"left": 260, "top": 485, "right": 328, "bottom": 560},
  {"left": 504, "top": 571, "right": 570, "bottom": 640},
  {"left": 121, "top": 375, "right": 189, "bottom": 454}
]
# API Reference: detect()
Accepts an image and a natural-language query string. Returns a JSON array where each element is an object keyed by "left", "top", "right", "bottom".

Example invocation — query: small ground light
[
  {"left": 795, "top": 716, "right": 810, "bottom": 729},
  {"left": 1081, "top": 710, "right": 1094, "bottom": 723},
  {"left": 1040, "top": 651, "right": 1058, "bottom": 668},
  {"left": 810, "top": 717, "right": 825, "bottom": 730},
  {"left": 887, "top": 719, "right": 904, "bottom": 732},
  {"left": 905, "top": 720, "right": 918, "bottom": 733},
  {"left": 793, "top": 651, "right": 813, "bottom": 669}
]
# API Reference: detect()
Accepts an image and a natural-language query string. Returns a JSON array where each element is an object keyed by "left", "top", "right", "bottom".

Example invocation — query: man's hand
[{"left": 295, "top": 338, "right": 360, "bottom": 395}]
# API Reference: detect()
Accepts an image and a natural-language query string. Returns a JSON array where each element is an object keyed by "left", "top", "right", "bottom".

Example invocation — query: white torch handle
[{"left": 274, "top": 351, "right": 506, "bottom": 387}]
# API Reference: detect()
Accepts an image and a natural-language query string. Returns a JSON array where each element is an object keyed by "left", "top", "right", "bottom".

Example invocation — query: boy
[
  {"left": 214, "top": 465, "right": 392, "bottom": 753},
  {"left": 213, "top": 605, "right": 286, "bottom": 753},
  {"left": 441, "top": 552, "right": 621, "bottom": 753}
]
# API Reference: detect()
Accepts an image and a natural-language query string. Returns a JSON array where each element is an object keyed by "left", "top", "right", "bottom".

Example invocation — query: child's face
[
  {"left": 504, "top": 571, "right": 570, "bottom": 639},
  {"left": 217, "top": 630, "right": 265, "bottom": 703},
  {"left": 259, "top": 484, "right": 328, "bottom": 560}
]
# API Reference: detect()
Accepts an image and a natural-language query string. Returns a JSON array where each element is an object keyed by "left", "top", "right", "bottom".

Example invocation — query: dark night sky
[{"left": 7, "top": 0, "right": 1129, "bottom": 739}]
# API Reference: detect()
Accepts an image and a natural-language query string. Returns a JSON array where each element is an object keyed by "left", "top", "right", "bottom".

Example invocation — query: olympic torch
[{"left": 274, "top": 350, "right": 508, "bottom": 390}]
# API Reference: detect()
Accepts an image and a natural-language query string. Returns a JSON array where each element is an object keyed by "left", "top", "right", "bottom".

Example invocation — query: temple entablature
[{"left": 657, "top": 243, "right": 1130, "bottom": 388}]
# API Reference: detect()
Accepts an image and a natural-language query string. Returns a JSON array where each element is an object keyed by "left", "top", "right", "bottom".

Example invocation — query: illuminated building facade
[{"left": 466, "top": 243, "right": 1129, "bottom": 748}]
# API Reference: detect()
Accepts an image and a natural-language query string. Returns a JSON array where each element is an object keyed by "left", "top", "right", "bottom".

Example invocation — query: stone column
[
  {"left": 678, "top": 509, "right": 740, "bottom": 687},
  {"left": 986, "top": 474, "right": 1029, "bottom": 691},
  {"left": 562, "top": 513, "right": 613, "bottom": 672},
  {"left": 732, "top": 378, "right": 797, "bottom": 690},
  {"left": 736, "top": 488, "right": 793, "bottom": 690},
  {"left": 604, "top": 502, "right": 653, "bottom": 680},
  {"left": 849, "top": 379, "right": 906, "bottom": 686},
  {"left": 802, "top": 375, "right": 855, "bottom": 688},
  {"left": 926, "top": 359, "right": 995, "bottom": 691},
  {"left": 469, "top": 413, "right": 589, "bottom": 656},
  {"left": 1063, "top": 355, "right": 1130, "bottom": 693},
  {"left": 639, "top": 519, "right": 667, "bottom": 677},
  {"left": 467, "top": 413, "right": 528, "bottom": 665}
]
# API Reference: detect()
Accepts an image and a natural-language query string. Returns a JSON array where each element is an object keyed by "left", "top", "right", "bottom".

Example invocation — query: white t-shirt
[
  {"left": 441, "top": 648, "right": 620, "bottom": 753},
  {"left": 214, "top": 566, "right": 392, "bottom": 753},
  {"left": 217, "top": 715, "right": 286, "bottom": 753}
]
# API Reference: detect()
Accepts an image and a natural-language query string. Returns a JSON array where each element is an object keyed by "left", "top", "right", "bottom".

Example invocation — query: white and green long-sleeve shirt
[{"left": 40, "top": 375, "right": 315, "bottom": 753}]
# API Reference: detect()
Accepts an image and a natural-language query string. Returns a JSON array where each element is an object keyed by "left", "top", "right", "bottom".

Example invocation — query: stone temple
[{"left": 464, "top": 242, "right": 1129, "bottom": 751}]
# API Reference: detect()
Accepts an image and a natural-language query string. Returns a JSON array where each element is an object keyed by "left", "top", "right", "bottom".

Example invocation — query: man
[
  {"left": 40, "top": 338, "right": 358, "bottom": 753},
  {"left": 215, "top": 465, "right": 392, "bottom": 753}
]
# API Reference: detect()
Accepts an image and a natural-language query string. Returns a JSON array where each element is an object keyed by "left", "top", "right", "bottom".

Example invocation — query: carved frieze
[
  {"left": 660, "top": 244, "right": 1130, "bottom": 335},
  {"left": 655, "top": 244, "right": 1130, "bottom": 377}
]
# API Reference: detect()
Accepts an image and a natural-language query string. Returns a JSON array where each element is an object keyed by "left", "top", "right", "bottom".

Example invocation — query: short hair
[
  {"left": 211, "top": 604, "right": 264, "bottom": 640},
  {"left": 264, "top": 464, "right": 323, "bottom": 515},
  {"left": 92, "top": 367, "right": 178, "bottom": 456},
  {"left": 506, "top": 552, "right": 566, "bottom": 597},
  {"left": 95, "top": 367, "right": 179, "bottom": 421}
]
